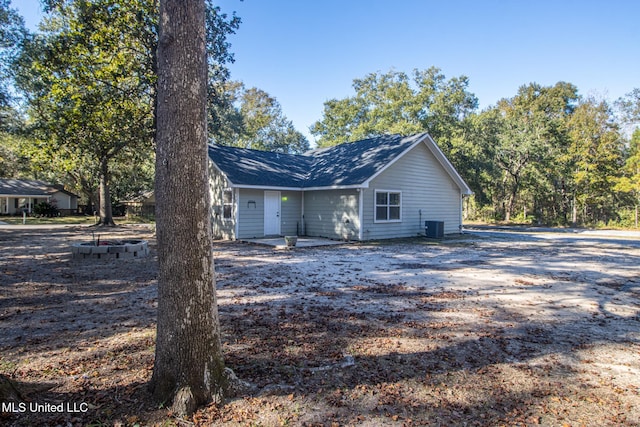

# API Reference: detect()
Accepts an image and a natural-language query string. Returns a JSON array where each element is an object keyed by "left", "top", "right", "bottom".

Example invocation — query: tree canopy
[
  {"left": 211, "top": 82, "right": 309, "bottom": 153},
  {"left": 15, "top": 0, "right": 157, "bottom": 224},
  {"left": 0, "top": 0, "right": 26, "bottom": 110},
  {"left": 11, "top": 0, "right": 239, "bottom": 220},
  {"left": 2, "top": 2, "right": 639, "bottom": 228},
  {"left": 311, "top": 67, "right": 477, "bottom": 149},
  {"left": 312, "top": 69, "right": 637, "bottom": 226}
]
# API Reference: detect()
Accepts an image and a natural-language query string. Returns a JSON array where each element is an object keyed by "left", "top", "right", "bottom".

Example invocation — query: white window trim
[
  {"left": 222, "top": 189, "right": 234, "bottom": 221},
  {"left": 374, "top": 189, "right": 402, "bottom": 223}
]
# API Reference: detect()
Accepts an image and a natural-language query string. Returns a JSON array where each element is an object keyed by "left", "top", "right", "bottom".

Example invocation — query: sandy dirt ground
[{"left": 0, "top": 225, "right": 639, "bottom": 426}]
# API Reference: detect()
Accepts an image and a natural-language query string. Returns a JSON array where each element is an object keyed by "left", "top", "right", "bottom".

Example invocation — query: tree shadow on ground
[
  {"left": 219, "top": 290, "right": 638, "bottom": 425},
  {"left": 0, "top": 226, "right": 157, "bottom": 354},
  {"left": 2, "top": 232, "right": 638, "bottom": 425},
  {"left": 213, "top": 236, "right": 639, "bottom": 425}
]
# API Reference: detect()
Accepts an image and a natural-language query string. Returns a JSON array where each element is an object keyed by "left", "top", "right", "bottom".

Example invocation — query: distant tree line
[
  {"left": 1, "top": 0, "right": 638, "bottom": 227},
  {"left": 311, "top": 69, "right": 640, "bottom": 227}
]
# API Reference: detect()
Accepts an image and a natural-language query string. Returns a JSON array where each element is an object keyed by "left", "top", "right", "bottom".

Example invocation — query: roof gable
[
  {"left": 305, "top": 133, "right": 424, "bottom": 187},
  {"left": 208, "top": 133, "right": 471, "bottom": 194}
]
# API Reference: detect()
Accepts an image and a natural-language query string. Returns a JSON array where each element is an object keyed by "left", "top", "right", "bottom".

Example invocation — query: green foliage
[
  {"left": 615, "top": 128, "right": 640, "bottom": 207},
  {"left": 490, "top": 82, "right": 579, "bottom": 222},
  {"left": 0, "top": 132, "right": 33, "bottom": 178},
  {"left": 13, "top": 0, "right": 239, "bottom": 220},
  {"left": 33, "top": 201, "right": 59, "bottom": 217},
  {"left": 0, "top": 0, "right": 27, "bottom": 108},
  {"left": 311, "top": 67, "right": 477, "bottom": 149},
  {"left": 311, "top": 71, "right": 636, "bottom": 227},
  {"left": 616, "top": 88, "right": 640, "bottom": 124},
  {"left": 211, "top": 82, "right": 309, "bottom": 153},
  {"left": 566, "top": 97, "right": 625, "bottom": 225},
  {"left": 15, "top": 0, "right": 158, "bottom": 223},
  {"left": 310, "top": 67, "right": 482, "bottom": 210},
  {"left": 6, "top": 0, "right": 638, "bottom": 230}
]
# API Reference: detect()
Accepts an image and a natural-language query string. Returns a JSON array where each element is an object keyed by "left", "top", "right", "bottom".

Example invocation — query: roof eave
[
  {"left": 299, "top": 184, "right": 366, "bottom": 191},
  {"left": 0, "top": 193, "right": 52, "bottom": 198},
  {"left": 231, "top": 184, "right": 304, "bottom": 191}
]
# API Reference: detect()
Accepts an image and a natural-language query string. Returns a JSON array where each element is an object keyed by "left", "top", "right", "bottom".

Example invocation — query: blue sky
[{"left": 13, "top": 0, "right": 640, "bottom": 144}]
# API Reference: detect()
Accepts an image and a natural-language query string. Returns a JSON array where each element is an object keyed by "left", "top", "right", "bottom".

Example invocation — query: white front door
[{"left": 264, "top": 191, "right": 281, "bottom": 236}]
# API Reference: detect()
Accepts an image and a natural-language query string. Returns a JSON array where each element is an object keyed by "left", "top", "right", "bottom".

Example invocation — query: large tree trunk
[
  {"left": 150, "top": 0, "right": 226, "bottom": 416},
  {"left": 0, "top": 374, "right": 22, "bottom": 403},
  {"left": 505, "top": 181, "right": 517, "bottom": 222},
  {"left": 98, "top": 158, "right": 115, "bottom": 226}
]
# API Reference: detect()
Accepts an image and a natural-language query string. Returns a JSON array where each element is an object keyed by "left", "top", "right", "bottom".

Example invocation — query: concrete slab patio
[{"left": 240, "top": 236, "right": 347, "bottom": 249}]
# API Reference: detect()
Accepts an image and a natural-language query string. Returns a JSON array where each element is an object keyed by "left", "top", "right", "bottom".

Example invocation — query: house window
[
  {"left": 375, "top": 190, "right": 401, "bottom": 222},
  {"left": 223, "top": 190, "right": 233, "bottom": 220}
]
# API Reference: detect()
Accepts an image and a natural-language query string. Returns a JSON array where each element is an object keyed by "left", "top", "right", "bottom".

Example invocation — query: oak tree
[
  {"left": 211, "top": 82, "right": 309, "bottom": 153},
  {"left": 15, "top": 0, "right": 157, "bottom": 225},
  {"left": 150, "top": 0, "right": 226, "bottom": 415}
]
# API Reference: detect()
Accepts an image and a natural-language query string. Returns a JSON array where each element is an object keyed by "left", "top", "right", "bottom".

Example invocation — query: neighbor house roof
[
  {"left": 208, "top": 133, "right": 472, "bottom": 194},
  {"left": 0, "top": 179, "right": 78, "bottom": 198}
]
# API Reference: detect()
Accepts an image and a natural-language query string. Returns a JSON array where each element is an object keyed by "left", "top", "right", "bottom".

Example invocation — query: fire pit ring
[{"left": 71, "top": 239, "right": 149, "bottom": 260}]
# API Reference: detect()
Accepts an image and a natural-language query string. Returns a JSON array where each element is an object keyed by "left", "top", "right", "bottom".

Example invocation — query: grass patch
[{"left": 0, "top": 216, "right": 154, "bottom": 225}]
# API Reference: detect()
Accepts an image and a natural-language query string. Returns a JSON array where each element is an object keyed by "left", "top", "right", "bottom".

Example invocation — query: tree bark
[
  {"left": 505, "top": 176, "right": 519, "bottom": 222},
  {"left": 150, "top": 0, "right": 226, "bottom": 415},
  {"left": 98, "top": 158, "right": 115, "bottom": 226},
  {"left": 0, "top": 374, "right": 22, "bottom": 403}
]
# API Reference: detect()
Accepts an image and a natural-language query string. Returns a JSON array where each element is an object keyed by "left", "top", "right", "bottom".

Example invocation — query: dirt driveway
[{"left": 1, "top": 225, "right": 639, "bottom": 426}]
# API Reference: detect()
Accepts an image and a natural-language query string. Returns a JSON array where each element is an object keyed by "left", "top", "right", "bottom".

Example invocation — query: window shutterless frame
[
  {"left": 222, "top": 189, "right": 233, "bottom": 220},
  {"left": 374, "top": 190, "right": 402, "bottom": 223}
]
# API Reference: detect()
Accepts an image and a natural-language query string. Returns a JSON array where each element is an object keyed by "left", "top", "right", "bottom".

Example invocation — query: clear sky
[{"left": 12, "top": 0, "right": 640, "bottom": 144}]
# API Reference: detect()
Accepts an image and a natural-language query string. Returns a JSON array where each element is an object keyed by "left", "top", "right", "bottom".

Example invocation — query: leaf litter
[{"left": 0, "top": 226, "right": 639, "bottom": 426}]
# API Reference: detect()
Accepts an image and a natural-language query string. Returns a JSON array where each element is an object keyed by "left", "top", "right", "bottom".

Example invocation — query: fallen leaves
[{"left": 2, "top": 231, "right": 639, "bottom": 426}]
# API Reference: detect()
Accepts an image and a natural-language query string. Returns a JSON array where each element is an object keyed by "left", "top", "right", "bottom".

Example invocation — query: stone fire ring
[{"left": 71, "top": 240, "right": 149, "bottom": 260}]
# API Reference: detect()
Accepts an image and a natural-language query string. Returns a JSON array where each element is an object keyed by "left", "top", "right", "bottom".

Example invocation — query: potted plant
[{"left": 284, "top": 235, "right": 298, "bottom": 247}]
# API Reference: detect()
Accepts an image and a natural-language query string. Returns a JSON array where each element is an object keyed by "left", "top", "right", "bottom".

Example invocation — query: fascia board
[
  {"left": 0, "top": 193, "right": 51, "bottom": 198},
  {"left": 300, "top": 184, "right": 367, "bottom": 191},
  {"left": 233, "top": 184, "right": 304, "bottom": 191}
]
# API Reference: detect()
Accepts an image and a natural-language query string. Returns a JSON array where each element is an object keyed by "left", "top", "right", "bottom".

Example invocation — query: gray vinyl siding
[
  {"left": 52, "top": 192, "right": 76, "bottom": 210},
  {"left": 362, "top": 143, "right": 462, "bottom": 240},
  {"left": 237, "top": 188, "right": 265, "bottom": 238},
  {"left": 281, "top": 191, "right": 303, "bottom": 236},
  {"left": 209, "top": 164, "right": 236, "bottom": 240},
  {"left": 303, "top": 189, "right": 360, "bottom": 240}
]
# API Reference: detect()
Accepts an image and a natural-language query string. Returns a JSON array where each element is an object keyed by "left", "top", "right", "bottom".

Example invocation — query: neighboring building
[
  {"left": 208, "top": 132, "right": 472, "bottom": 241},
  {"left": 0, "top": 179, "right": 79, "bottom": 216},
  {"left": 122, "top": 191, "right": 155, "bottom": 218}
]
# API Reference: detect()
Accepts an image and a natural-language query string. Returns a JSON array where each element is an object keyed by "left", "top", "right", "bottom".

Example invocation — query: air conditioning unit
[{"left": 425, "top": 221, "right": 444, "bottom": 238}]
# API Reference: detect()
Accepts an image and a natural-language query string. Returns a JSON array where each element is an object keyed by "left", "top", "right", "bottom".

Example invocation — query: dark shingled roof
[
  {"left": 208, "top": 144, "right": 311, "bottom": 188},
  {"left": 0, "top": 179, "right": 72, "bottom": 196},
  {"left": 209, "top": 133, "right": 429, "bottom": 189},
  {"left": 305, "top": 133, "right": 425, "bottom": 187}
]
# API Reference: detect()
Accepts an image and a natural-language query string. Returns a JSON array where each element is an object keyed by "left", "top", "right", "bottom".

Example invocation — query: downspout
[
  {"left": 234, "top": 188, "right": 240, "bottom": 240},
  {"left": 460, "top": 192, "right": 465, "bottom": 234},
  {"left": 358, "top": 187, "right": 364, "bottom": 241},
  {"left": 301, "top": 190, "right": 305, "bottom": 236}
]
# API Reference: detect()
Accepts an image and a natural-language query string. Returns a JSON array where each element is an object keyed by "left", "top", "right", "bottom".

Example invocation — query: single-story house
[
  {"left": 208, "top": 132, "right": 472, "bottom": 241},
  {"left": 122, "top": 190, "right": 156, "bottom": 218},
  {"left": 0, "top": 179, "right": 79, "bottom": 216}
]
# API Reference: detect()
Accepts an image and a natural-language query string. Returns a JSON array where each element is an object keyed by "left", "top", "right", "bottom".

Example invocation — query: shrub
[{"left": 33, "top": 201, "right": 59, "bottom": 217}]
